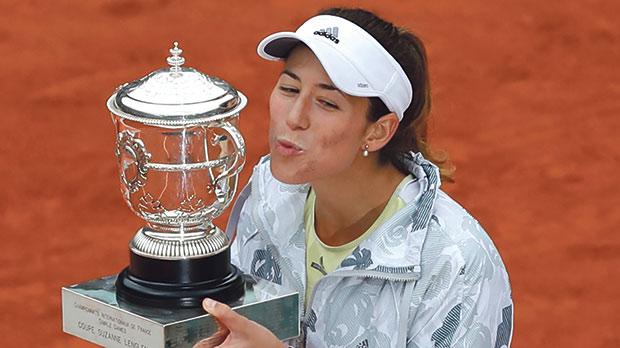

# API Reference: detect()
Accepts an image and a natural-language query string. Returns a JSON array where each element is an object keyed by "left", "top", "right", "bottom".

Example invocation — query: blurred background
[{"left": 0, "top": 0, "right": 618, "bottom": 347}]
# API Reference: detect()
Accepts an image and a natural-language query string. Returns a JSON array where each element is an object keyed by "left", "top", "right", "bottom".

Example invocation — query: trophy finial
[{"left": 167, "top": 41, "right": 185, "bottom": 72}]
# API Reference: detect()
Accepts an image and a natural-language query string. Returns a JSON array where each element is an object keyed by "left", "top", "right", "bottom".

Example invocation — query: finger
[{"left": 203, "top": 298, "right": 247, "bottom": 331}]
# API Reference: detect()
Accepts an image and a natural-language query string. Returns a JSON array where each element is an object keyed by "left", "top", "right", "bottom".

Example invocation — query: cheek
[
  {"left": 319, "top": 128, "right": 351, "bottom": 149},
  {"left": 268, "top": 94, "right": 281, "bottom": 139},
  {"left": 269, "top": 87, "right": 286, "bottom": 116},
  {"left": 292, "top": 126, "right": 360, "bottom": 177},
  {"left": 316, "top": 116, "right": 365, "bottom": 155},
  {"left": 268, "top": 92, "right": 280, "bottom": 122},
  {"left": 268, "top": 92, "right": 290, "bottom": 132}
]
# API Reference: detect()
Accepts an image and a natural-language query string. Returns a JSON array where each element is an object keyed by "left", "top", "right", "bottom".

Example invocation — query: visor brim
[
  {"left": 257, "top": 32, "right": 381, "bottom": 99},
  {"left": 257, "top": 32, "right": 302, "bottom": 60}
]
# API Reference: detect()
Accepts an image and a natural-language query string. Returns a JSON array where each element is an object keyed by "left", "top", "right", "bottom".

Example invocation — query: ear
[{"left": 362, "top": 112, "right": 400, "bottom": 153}]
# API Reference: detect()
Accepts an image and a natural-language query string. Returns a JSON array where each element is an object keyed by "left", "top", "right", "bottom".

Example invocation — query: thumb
[{"left": 203, "top": 298, "right": 247, "bottom": 330}]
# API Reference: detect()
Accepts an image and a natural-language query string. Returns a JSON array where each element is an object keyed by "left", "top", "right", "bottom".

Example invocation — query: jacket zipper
[{"left": 302, "top": 267, "right": 420, "bottom": 327}]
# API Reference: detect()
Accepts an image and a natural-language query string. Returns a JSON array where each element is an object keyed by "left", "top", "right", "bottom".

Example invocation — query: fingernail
[{"left": 203, "top": 298, "right": 216, "bottom": 310}]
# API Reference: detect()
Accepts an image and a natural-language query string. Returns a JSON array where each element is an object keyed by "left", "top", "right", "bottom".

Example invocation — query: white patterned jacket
[{"left": 226, "top": 152, "right": 513, "bottom": 348}]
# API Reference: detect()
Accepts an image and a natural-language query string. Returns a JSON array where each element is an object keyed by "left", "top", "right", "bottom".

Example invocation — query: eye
[
  {"left": 318, "top": 99, "right": 339, "bottom": 110},
  {"left": 278, "top": 85, "right": 299, "bottom": 94}
]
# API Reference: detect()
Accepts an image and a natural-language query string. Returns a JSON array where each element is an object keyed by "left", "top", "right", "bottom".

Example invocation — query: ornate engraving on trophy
[
  {"left": 179, "top": 194, "right": 206, "bottom": 213},
  {"left": 138, "top": 193, "right": 165, "bottom": 215},
  {"left": 117, "top": 130, "right": 150, "bottom": 194},
  {"left": 113, "top": 122, "right": 244, "bottom": 232}
]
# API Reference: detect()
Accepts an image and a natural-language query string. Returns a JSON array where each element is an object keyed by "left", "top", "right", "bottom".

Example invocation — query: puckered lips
[{"left": 274, "top": 137, "right": 304, "bottom": 156}]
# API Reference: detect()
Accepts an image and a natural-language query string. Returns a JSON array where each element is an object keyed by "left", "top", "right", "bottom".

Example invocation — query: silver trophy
[
  {"left": 108, "top": 42, "right": 246, "bottom": 308},
  {"left": 61, "top": 43, "right": 299, "bottom": 347}
]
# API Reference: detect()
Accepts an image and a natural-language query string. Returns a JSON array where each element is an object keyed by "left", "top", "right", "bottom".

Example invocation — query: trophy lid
[{"left": 107, "top": 42, "right": 247, "bottom": 126}]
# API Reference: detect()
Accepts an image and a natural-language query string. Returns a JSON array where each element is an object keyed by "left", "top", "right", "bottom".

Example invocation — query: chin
[{"left": 269, "top": 155, "right": 309, "bottom": 185}]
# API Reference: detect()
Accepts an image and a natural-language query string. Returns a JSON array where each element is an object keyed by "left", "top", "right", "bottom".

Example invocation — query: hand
[{"left": 193, "top": 298, "right": 286, "bottom": 348}]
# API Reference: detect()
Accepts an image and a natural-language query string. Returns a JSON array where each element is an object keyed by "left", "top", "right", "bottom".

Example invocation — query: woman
[{"left": 196, "top": 7, "right": 513, "bottom": 348}]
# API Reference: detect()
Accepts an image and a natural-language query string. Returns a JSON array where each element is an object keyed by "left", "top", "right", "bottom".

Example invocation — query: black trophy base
[{"left": 116, "top": 248, "right": 245, "bottom": 308}]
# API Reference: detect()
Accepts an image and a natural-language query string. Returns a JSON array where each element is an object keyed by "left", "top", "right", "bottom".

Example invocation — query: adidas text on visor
[{"left": 257, "top": 15, "right": 413, "bottom": 121}]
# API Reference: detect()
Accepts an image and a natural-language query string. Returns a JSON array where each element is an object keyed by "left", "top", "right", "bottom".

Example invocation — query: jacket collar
[
  {"left": 239, "top": 152, "right": 441, "bottom": 280},
  {"left": 335, "top": 152, "right": 441, "bottom": 279}
]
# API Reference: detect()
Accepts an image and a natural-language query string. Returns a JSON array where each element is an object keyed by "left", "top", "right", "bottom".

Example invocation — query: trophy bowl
[{"left": 107, "top": 42, "right": 247, "bottom": 308}]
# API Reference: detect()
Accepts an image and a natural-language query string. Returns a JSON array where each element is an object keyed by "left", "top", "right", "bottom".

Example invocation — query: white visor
[{"left": 257, "top": 15, "right": 413, "bottom": 121}]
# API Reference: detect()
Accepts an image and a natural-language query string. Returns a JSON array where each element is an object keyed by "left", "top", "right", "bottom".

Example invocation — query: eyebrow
[
  {"left": 282, "top": 69, "right": 301, "bottom": 81},
  {"left": 281, "top": 69, "right": 344, "bottom": 95}
]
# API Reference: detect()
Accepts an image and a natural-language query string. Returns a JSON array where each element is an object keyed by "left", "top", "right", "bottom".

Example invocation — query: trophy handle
[{"left": 214, "top": 120, "right": 246, "bottom": 185}]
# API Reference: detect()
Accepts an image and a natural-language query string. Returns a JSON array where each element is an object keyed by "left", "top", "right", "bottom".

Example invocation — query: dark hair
[{"left": 318, "top": 7, "right": 454, "bottom": 182}]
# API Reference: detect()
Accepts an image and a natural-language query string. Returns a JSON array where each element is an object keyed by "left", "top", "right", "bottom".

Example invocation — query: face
[{"left": 268, "top": 45, "right": 371, "bottom": 184}]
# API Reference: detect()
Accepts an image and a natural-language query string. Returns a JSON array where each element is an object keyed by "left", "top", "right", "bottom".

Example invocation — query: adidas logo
[{"left": 313, "top": 26, "right": 339, "bottom": 44}]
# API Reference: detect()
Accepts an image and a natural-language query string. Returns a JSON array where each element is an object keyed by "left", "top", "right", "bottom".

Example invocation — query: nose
[{"left": 286, "top": 94, "right": 311, "bottom": 130}]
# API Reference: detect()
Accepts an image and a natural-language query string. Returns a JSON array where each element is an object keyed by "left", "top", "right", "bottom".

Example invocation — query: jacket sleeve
[{"left": 406, "top": 237, "right": 514, "bottom": 348}]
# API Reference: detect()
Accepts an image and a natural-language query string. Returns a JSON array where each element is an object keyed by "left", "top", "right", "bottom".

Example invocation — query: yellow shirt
[{"left": 304, "top": 175, "right": 412, "bottom": 305}]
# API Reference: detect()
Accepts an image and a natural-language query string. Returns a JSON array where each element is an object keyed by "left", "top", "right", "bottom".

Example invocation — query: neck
[{"left": 311, "top": 155, "right": 406, "bottom": 246}]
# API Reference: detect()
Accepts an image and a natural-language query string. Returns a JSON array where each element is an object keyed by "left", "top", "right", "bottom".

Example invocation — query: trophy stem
[{"left": 130, "top": 226, "right": 228, "bottom": 259}]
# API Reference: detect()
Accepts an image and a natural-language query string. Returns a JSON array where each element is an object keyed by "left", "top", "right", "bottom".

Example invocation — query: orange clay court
[{"left": 0, "top": 1, "right": 618, "bottom": 347}]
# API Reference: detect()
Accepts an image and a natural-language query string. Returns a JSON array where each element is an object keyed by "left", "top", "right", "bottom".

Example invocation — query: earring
[{"left": 362, "top": 144, "right": 369, "bottom": 157}]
